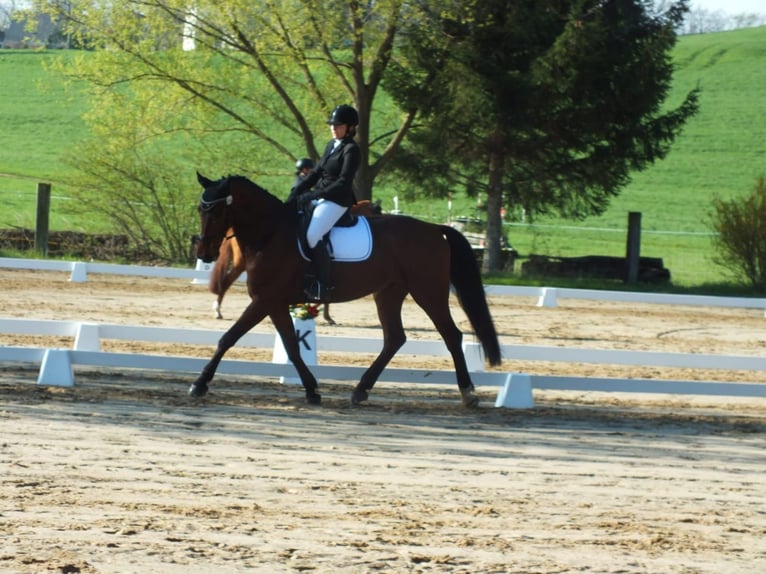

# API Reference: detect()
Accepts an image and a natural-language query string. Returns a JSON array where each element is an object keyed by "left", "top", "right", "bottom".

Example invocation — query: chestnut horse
[
  {"left": 209, "top": 200, "right": 381, "bottom": 323},
  {"left": 191, "top": 173, "right": 501, "bottom": 407}
]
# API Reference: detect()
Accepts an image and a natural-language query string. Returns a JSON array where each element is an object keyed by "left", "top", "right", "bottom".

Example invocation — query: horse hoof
[
  {"left": 305, "top": 393, "right": 322, "bottom": 406},
  {"left": 461, "top": 390, "right": 480, "bottom": 408},
  {"left": 188, "top": 383, "right": 208, "bottom": 397},
  {"left": 351, "top": 390, "right": 368, "bottom": 405}
]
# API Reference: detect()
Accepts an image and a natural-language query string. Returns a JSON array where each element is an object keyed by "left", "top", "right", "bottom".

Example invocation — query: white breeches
[{"left": 306, "top": 199, "right": 348, "bottom": 249}]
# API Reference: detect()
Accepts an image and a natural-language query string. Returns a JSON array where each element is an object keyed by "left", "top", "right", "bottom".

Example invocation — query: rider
[
  {"left": 291, "top": 104, "right": 360, "bottom": 302},
  {"left": 293, "top": 157, "right": 315, "bottom": 190}
]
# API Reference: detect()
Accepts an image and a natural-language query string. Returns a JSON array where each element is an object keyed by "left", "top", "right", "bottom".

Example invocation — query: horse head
[
  {"left": 195, "top": 172, "right": 290, "bottom": 263},
  {"left": 196, "top": 172, "right": 234, "bottom": 263}
]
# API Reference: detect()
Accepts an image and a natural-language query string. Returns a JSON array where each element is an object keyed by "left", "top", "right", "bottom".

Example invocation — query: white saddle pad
[{"left": 299, "top": 215, "right": 373, "bottom": 262}]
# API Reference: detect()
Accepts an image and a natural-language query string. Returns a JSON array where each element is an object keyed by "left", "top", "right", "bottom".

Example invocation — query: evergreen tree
[{"left": 387, "top": 0, "right": 699, "bottom": 271}]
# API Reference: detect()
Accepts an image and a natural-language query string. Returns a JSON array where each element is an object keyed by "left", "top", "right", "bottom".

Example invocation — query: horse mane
[
  {"left": 201, "top": 174, "right": 293, "bottom": 218},
  {"left": 227, "top": 175, "right": 283, "bottom": 205},
  {"left": 201, "top": 174, "right": 275, "bottom": 202}
]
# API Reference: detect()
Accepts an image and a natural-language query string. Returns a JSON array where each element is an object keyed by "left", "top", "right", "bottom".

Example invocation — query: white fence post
[
  {"left": 191, "top": 259, "right": 213, "bottom": 285},
  {"left": 537, "top": 287, "right": 558, "bottom": 308},
  {"left": 37, "top": 348, "right": 74, "bottom": 387},
  {"left": 462, "top": 341, "right": 485, "bottom": 372},
  {"left": 69, "top": 261, "right": 88, "bottom": 282},
  {"left": 494, "top": 373, "right": 534, "bottom": 408},
  {"left": 74, "top": 323, "right": 101, "bottom": 351}
]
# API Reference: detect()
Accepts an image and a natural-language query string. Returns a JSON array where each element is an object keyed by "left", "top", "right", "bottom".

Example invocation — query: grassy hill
[
  {"left": 0, "top": 50, "right": 89, "bottom": 230},
  {"left": 1, "top": 26, "right": 765, "bottom": 286},
  {"left": 510, "top": 25, "right": 766, "bottom": 286}
]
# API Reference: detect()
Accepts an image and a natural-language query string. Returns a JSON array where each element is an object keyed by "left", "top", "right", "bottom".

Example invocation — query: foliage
[
  {"left": 385, "top": 0, "right": 699, "bottom": 271},
  {"left": 709, "top": 177, "right": 766, "bottom": 293},
  {"left": 66, "top": 140, "right": 197, "bottom": 263},
  {"left": 29, "top": 0, "right": 426, "bottom": 202},
  {"left": 1, "top": 24, "right": 766, "bottom": 285},
  {"left": 289, "top": 303, "right": 322, "bottom": 320}
]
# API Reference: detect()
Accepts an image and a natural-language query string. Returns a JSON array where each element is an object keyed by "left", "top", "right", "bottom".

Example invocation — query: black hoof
[
  {"left": 460, "top": 388, "right": 480, "bottom": 408},
  {"left": 351, "top": 390, "right": 368, "bottom": 405},
  {"left": 188, "top": 382, "right": 208, "bottom": 397},
  {"left": 305, "top": 392, "right": 322, "bottom": 405}
]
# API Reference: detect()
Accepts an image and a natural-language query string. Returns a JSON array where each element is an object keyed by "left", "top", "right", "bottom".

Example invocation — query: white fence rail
[
  {"left": 0, "top": 256, "right": 212, "bottom": 283},
  {"left": 3, "top": 318, "right": 766, "bottom": 373},
  {"left": 3, "top": 256, "right": 766, "bottom": 311},
  {"left": 3, "top": 257, "right": 766, "bottom": 405},
  {"left": 2, "top": 318, "right": 765, "bottom": 403}
]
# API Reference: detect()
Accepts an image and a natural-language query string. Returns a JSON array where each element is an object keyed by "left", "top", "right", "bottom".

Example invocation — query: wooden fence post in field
[
  {"left": 35, "top": 182, "right": 51, "bottom": 256},
  {"left": 625, "top": 211, "right": 642, "bottom": 284}
]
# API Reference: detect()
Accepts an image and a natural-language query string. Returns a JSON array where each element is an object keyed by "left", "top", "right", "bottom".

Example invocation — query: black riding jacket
[{"left": 292, "top": 136, "right": 360, "bottom": 208}]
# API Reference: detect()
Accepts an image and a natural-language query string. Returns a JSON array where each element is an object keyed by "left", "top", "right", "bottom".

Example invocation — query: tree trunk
[
  {"left": 354, "top": 161, "right": 374, "bottom": 202},
  {"left": 482, "top": 150, "right": 505, "bottom": 273},
  {"left": 353, "top": 85, "right": 373, "bottom": 201}
]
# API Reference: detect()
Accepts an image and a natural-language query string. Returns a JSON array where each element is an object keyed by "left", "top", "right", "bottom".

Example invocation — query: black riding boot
[{"left": 304, "top": 238, "right": 334, "bottom": 303}]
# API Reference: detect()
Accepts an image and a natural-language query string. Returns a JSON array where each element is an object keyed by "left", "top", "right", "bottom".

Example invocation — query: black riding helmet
[
  {"left": 295, "top": 158, "right": 314, "bottom": 174},
  {"left": 327, "top": 104, "right": 359, "bottom": 126}
]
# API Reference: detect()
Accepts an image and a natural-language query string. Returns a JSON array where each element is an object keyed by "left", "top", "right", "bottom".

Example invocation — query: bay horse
[
  {"left": 209, "top": 200, "right": 382, "bottom": 323},
  {"left": 191, "top": 173, "right": 501, "bottom": 407}
]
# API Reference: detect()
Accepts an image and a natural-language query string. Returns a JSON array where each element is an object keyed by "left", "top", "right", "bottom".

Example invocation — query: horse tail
[{"left": 441, "top": 225, "right": 502, "bottom": 366}]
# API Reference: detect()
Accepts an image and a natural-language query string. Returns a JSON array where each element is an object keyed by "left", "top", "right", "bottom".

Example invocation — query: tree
[
  {"left": 710, "top": 177, "right": 766, "bottom": 293},
  {"left": 678, "top": 7, "right": 766, "bottom": 34},
  {"left": 27, "top": 0, "right": 452, "bottom": 261},
  {"left": 0, "top": 0, "right": 22, "bottom": 31},
  {"left": 386, "top": 0, "right": 700, "bottom": 272},
  {"left": 32, "top": 0, "right": 432, "bottom": 202},
  {"left": 62, "top": 94, "right": 204, "bottom": 262}
]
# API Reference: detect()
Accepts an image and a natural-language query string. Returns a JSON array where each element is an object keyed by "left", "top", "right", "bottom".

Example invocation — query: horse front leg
[
  {"left": 271, "top": 310, "right": 322, "bottom": 405},
  {"left": 189, "top": 301, "right": 268, "bottom": 397}
]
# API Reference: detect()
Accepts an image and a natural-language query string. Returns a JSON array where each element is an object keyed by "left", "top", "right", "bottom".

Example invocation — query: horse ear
[{"left": 197, "top": 171, "right": 213, "bottom": 188}]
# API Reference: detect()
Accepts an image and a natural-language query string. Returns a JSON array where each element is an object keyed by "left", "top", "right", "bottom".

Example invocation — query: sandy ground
[{"left": 1, "top": 269, "right": 766, "bottom": 573}]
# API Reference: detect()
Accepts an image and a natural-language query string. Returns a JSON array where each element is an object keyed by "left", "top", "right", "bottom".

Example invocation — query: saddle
[
  {"left": 297, "top": 207, "right": 355, "bottom": 256},
  {"left": 296, "top": 207, "right": 372, "bottom": 263}
]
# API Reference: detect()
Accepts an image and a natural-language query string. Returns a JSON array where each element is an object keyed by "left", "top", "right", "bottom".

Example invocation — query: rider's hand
[{"left": 297, "top": 193, "right": 312, "bottom": 212}]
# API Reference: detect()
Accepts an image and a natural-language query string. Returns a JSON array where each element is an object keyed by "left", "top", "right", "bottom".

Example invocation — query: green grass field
[{"left": 1, "top": 26, "right": 765, "bottom": 287}]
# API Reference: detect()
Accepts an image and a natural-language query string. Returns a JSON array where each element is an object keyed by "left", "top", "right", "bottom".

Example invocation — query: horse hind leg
[
  {"left": 209, "top": 233, "right": 244, "bottom": 320},
  {"left": 410, "top": 290, "right": 479, "bottom": 407},
  {"left": 214, "top": 266, "right": 243, "bottom": 320},
  {"left": 213, "top": 299, "right": 223, "bottom": 320},
  {"left": 322, "top": 303, "right": 336, "bottom": 326},
  {"left": 351, "top": 286, "right": 407, "bottom": 405}
]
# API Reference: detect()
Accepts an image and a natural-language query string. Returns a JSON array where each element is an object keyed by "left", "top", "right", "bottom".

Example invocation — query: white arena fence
[
  {"left": 3, "top": 256, "right": 766, "bottom": 311},
  {"left": 2, "top": 256, "right": 766, "bottom": 407},
  {"left": 1, "top": 317, "right": 765, "bottom": 407}
]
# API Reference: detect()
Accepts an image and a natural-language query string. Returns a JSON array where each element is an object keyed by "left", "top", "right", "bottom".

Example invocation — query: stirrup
[{"left": 304, "top": 280, "right": 334, "bottom": 303}]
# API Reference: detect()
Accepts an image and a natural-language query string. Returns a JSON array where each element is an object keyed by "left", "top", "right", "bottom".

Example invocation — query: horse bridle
[
  {"left": 199, "top": 194, "right": 232, "bottom": 212},
  {"left": 198, "top": 193, "right": 235, "bottom": 242}
]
